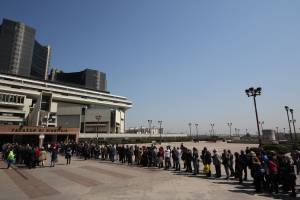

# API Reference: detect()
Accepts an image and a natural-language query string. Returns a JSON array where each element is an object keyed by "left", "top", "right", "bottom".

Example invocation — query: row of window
[{"left": 0, "top": 93, "right": 25, "bottom": 104}]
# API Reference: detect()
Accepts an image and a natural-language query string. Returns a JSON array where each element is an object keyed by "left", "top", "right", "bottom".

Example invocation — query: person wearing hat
[
  {"left": 251, "top": 152, "right": 264, "bottom": 193},
  {"left": 212, "top": 149, "right": 222, "bottom": 178}
]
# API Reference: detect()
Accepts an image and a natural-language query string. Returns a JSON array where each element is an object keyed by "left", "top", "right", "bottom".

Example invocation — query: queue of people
[{"left": 1, "top": 141, "right": 299, "bottom": 197}]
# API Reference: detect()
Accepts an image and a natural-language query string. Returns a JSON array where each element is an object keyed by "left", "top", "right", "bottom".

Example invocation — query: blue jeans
[{"left": 7, "top": 159, "right": 13, "bottom": 168}]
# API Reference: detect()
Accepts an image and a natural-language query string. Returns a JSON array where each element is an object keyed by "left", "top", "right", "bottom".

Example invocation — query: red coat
[{"left": 268, "top": 160, "right": 278, "bottom": 173}]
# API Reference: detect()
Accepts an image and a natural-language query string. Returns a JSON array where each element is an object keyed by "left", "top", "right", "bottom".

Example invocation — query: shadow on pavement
[{"left": 170, "top": 170, "right": 298, "bottom": 199}]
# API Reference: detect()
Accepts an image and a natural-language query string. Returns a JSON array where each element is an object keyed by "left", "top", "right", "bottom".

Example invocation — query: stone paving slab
[
  {"left": 80, "top": 165, "right": 134, "bottom": 179},
  {"left": 51, "top": 169, "right": 101, "bottom": 187},
  {"left": 0, "top": 161, "right": 59, "bottom": 199}
]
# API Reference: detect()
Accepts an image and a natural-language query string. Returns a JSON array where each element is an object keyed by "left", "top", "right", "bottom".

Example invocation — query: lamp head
[
  {"left": 256, "top": 87, "right": 262, "bottom": 95},
  {"left": 285, "top": 106, "right": 289, "bottom": 111}
]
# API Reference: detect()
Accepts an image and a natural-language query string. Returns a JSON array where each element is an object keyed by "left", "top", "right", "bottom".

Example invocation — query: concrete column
[{"left": 39, "top": 134, "right": 45, "bottom": 148}]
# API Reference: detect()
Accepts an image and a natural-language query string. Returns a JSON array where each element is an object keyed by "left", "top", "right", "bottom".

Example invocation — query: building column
[{"left": 39, "top": 134, "right": 45, "bottom": 148}]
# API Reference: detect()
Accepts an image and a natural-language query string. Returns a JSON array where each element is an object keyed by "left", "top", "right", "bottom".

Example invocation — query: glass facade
[
  {"left": 0, "top": 18, "right": 50, "bottom": 80},
  {"left": 49, "top": 68, "right": 108, "bottom": 92}
]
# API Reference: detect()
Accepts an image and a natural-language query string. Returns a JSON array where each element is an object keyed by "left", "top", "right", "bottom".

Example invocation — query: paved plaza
[{"left": 0, "top": 141, "right": 299, "bottom": 200}]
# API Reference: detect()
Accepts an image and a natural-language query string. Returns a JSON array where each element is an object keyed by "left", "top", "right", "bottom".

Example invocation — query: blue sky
[{"left": 1, "top": 0, "right": 300, "bottom": 134}]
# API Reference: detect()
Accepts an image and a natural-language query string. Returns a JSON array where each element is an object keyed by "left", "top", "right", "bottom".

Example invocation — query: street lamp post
[
  {"left": 284, "top": 106, "right": 293, "bottom": 141},
  {"left": 95, "top": 115, "right": 102, "bottom": 142},
  {"left": 195, "top": 123, "right": 199, "bottom": 138},
  {"left": 188, "top": 123, "right": 192, "bottom": 137},
  {"left": 227, "top": 122, "right": 232, "bottom": 139},
  {"left": 259, "top": 121, "right": 264, "bottom": 132},
  {"left": 148, "top": 120, "right": 152, "bottom": 136},
  {"left": 210, "top": 123, "right": 215, "bottom": 136},
  {"left": 158, "top": 120, "right": 163, "bottom": 144},
  {"left": 245, "top": 87, "right": 262, "bottom": 146},
  {"left": 290, "top": 109, "right": 297, "bottom": 140}
]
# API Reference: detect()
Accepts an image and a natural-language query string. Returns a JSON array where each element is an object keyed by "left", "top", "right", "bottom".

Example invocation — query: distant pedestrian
[
  {"left": 6, "top": 148, "right": 15, "bottom": 169},
  {"left": 50, "top": 145, "right": 58, "bottom": 167},
  {"left": 65, "top": 146, "right": 72, "bottom": 165}
]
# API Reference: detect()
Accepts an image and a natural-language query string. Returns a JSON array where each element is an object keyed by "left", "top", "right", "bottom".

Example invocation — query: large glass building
[
  {"left": 0, "top": 18, "right": 51, "bottom": 80},
  {"left": 49, "top": 68, "right": 108, "bottom": 92}
]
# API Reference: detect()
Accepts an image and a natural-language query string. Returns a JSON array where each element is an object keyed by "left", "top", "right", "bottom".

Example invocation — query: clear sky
[{"left": 1, "top": 0, "right": 300, "bottom": 134}]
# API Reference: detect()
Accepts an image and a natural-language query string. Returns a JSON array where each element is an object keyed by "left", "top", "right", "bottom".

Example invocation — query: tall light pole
[
  {"left": 290, "top": 109, "right": 297, "bottom": 140},
  {"left": 195, "top": 123, "right": 199, "bottom": 138},
  {"left": 210, "top": 123, "right": 215, "bottom": 136},
  {"left": 276, "top": 126, "right": 279, "bottom": 141},
  {"left": 227, "top": 122, "right": 232, "bottom": 139},
  {"left": 284, "top": 106, "right": 293, "bottom": 141},
  {"left": 148, "top": 120, "right": 152, "bottom": 136},
  {"left": 158, "top": 120, "right": 163, "bottom": 144},
  {"left": 188, "top": 123, "right": 192, "bottom": 137},
  {"left": 259, "top": 121, "right": 264, "bottom": 132},
  {"left": 95, "top": 115, "right": 102, "bottom": 142},
  {"left": 245, "top": 87, "right": 262, "bottom": 146}
]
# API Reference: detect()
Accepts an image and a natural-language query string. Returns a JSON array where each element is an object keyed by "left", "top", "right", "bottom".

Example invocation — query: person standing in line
[
  {"left": 192, "top": 147, "right": 199, "bottom": 175},
  {"left": 127, "top": 146, "right": 133, "bottom": 165},
  {"left": 240, "top": 150, "right": 248, "bottom": 181},
  {"left": 228, "top": 150, "right": 235, "bottom": 177},
  {"left": 251, "top": 152, "right": 264, "bottom": 193},
  {"left": 234, "top": 152, "right": 243, "bottom": 183},
  {"left": 174, "top": 147, "right": 181, "bottom": 171},
  {"left": 203, "top": 147, "right": 212, "bottom": 177},
  {"left": 222, "top": 149, "right": 230, "bottom": 180},
  {"left": 158, "top": 147, "right": 164, "bottom": 168},
  {"left": 212, "top": 149, "right": 222, "bottom": 178},
  {"left": 172, "top": 147, "right": 177, "bottom": 169},
  {"left": 186, "top": 149, "right": 193, "bottom": 173},
  {"left": 39, "top": 147, "right": 47, "bottom": 167},
  {"left": 268, "top": 155, "right": 278, "bottom": 194},
  {"left": 164, "top": 146, "right": 171, "bottom": 170}
]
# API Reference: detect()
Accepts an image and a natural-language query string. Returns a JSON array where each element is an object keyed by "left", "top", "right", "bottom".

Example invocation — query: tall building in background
[
  {"left": 49, "top": 68, "right": 108, "bottom": 92},
  {"left": 0, "top": 18, "right": 51, "bottom": 79}
]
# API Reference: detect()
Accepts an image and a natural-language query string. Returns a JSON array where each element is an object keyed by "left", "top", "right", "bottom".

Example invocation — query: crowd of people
[{"left": 1, "top": 141, "right": 299, "bottom": 197}]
